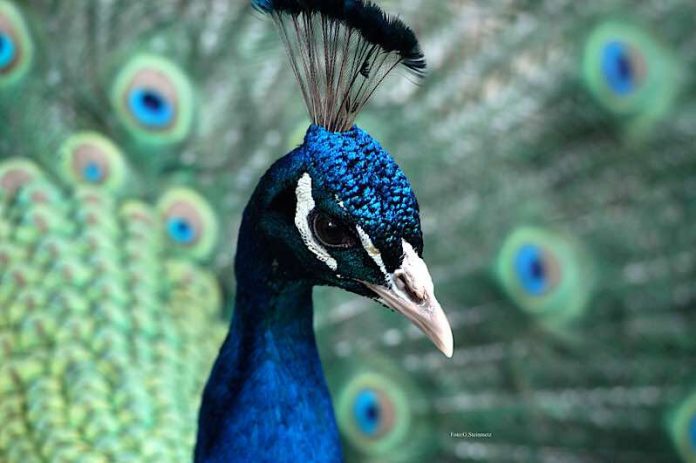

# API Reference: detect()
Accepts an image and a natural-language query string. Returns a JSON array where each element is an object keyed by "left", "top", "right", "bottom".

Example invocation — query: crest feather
[{"left": 252, "top": 0, "right": 426, "bottom": 132}]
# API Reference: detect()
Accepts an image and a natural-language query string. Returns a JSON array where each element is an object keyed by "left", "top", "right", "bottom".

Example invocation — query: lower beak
[{"left": 363, "top": 240, "right": 454, "bottom": 358}]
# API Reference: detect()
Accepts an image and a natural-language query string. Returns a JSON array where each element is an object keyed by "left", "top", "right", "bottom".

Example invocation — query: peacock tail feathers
[
  {"left": 1, "top": 0, "right": 695, "bottom": 462},
  {"left": 328, "top": 353, "right": 436, "bottom": 463},
  {"left": 0, "top": 157, "right": 228, "bottom": 460}
]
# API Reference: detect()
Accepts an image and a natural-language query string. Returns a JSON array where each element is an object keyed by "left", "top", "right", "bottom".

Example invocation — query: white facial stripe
[
  {"left": 294, "top": 173, "right": 338, "bottom": 271},
  {"left": 356, "top": 225, "right": 388, "bottom": 277}
]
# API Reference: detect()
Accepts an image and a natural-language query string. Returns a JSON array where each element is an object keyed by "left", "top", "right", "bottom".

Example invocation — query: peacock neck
[{"left": 194, "top": 193, "right": 343, "bottom": 462}]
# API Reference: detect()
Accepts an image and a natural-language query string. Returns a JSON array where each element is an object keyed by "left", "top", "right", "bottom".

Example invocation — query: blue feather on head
[{"left": 302, "top": 124, "right": 422, "bottom": 268}]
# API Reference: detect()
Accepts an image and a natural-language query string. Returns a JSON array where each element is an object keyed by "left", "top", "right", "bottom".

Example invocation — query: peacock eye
[
  {"left": 167, "top": 216, "right": 196, "bottom": 244},
  {"left": 0, "top": 30, "right": 16, "bottom": 70},
  {"left": 59, "top": 133, "right": 128, "bottom": 192},
  {"left": 0, "top": 159, "right": 41, "bottom": 197},
  {"left": 583, "top": 21, "right": 678, "bottom": 120},
  {"left": 336, "top": 369, "right": 420, "bottom": 459},
  {"left": 0, "top": 1, "right": 33, "bottom": 87},
  {"left": 601, "top": 41, "right": 644, "bottom": 96},
  {"left": 311, "top": 211, "right": 357, "bottom": 248},
  {"left": 157, "top": 188, "right": 218, "bottom": 261},
  {"left": 127, "top": 79, "right": 175, "bottom": 129},
  {"left": 495, "top": 226, "right": 593, "bottom": 326},
  {"left": 111, "top": 54, "right": 194, "bottom": 145},
  {"left": 669, "top": 391, "right": 696, "bottom": 463},
  {"left": 514, "top": 244, "right": 559, "bottom": 296},
  {"left": 352, "top": 388, "right": 394, "bottom": 438}
]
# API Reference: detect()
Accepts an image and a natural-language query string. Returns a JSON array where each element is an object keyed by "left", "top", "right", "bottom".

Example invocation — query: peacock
[
  {"left": 194, "top": 1, "right": 454, "bottom": 461},
  {"left": 1, "top": 0, "right": 695, "bottom": 462}
]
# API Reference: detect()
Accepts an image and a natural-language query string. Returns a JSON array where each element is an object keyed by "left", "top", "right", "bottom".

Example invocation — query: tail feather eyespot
[
  {"left": 111, "top": 54, "right": 194, "bottom": 146},
  {"left": 495, "top": 226, "right": 593, "bottom": 325},
  {"left": 583, "top": 20, "right": 678, "bottom": 123},
  {"left": 0, "top": 159, "right": 42, "bottom": 199},
  {"left": 59, "top": 133, "right": 128, "bottom": 193},
  {"left": 0, "top": 1, "right": 33, "bottom": 87},
  {"left": 332, "top": 364, "right": 433, "bottom": 462},
  {"left": 157, "top": 188, "right": 218, "bottom": 261},
  {"left": 669, "top": 391, "right": 696, "bottom": 462}
]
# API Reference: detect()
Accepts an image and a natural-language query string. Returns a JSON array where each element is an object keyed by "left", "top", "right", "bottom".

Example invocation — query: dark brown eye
[{"left": 311, "top": 211, "right": 357, "bottom": 249}]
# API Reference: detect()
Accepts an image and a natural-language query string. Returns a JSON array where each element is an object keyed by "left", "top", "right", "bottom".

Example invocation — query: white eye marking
[
  {"left": 294, "top": 173, "right": 338, "bottom": 271},
  {"left": 356, "top": 225, "right": 388, "bottom": 277}
]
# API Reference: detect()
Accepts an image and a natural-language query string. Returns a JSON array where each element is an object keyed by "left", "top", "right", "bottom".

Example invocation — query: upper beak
[{"left": 363, "top": 240, "right": 454, "bottom": 358}]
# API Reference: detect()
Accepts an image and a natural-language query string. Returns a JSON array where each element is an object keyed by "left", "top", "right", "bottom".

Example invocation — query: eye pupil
[
  {"left": 167, "top": 216, "right": 196, "bottom": 244},
  {"left": 602, "top": 41, "right": 640, "bottom": 95},
  {"left": 325, "top": 219, "right": 338, "bottom": 231},
  {"left": 530, "top": 258, "right": 545, "bottom": 279},
  {"left": 354, "top": 389, "right": 381, "bottom": 436},
  {"left": 515, "top": 244, "right": 549, "bottom": 296},
  {"left": 312, "top": 212, "right": 355, "bottom": 248},
  {"left": 366, "top": 404, "right": 379, "bottom": 421},
  {"left": 128, "top": 87, "right": 174, "bottom": 128},
  {"left": 617, "top": 53, "right": 632, "bottom": 81},
  {"left": 142, "top": 90, "right": 163, "bottom": 110}
]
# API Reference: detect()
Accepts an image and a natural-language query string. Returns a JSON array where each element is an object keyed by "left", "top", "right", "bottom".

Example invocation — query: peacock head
[
  {"left": 255, "top": 124, "right": 453, "bottom": 357},
  {"left": 247, "top": 0, "right": 452, "bottom": 357}
]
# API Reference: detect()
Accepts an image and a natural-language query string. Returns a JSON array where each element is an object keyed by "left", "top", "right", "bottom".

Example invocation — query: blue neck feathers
[{"left": 194, "top": 165, "right": 343, "bottom": 463}]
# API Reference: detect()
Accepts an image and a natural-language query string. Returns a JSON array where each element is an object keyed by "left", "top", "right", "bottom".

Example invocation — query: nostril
[
  {"left": 394, "top": 271, "right": 408, "bottom": 291},
  {"left": 394, "top": 270, "right": 426, "bottom": 304}
]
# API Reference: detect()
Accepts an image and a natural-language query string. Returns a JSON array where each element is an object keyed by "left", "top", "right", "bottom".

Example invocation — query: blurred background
[{"left": 0, "top": 0, "right": 694, "bottom": 462}]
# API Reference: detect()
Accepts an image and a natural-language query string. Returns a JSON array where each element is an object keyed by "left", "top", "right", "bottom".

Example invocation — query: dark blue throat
[{"left": 194, "top": 188, "right": 343, "bottom": 462}]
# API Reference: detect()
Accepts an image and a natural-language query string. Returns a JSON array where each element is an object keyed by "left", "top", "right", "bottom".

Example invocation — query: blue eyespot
[
  {"left": 353, "top": 389, "right": 381, "bottom": 437},
  {"left": 127, "top": 87, "right": 174, "bottom": 128},
  {"left": 515, "top": 244, "right": 549, "bottom": 296},
  {"left": 81, "top": 161, "right": 104, "bottom": 183},
  {"left": 0, "top": 32, "right": 17, "bottom": 70},
  {"left": 690, "top": 414, "right": 696, "bottom": 449},
  {"left": 602, "top": 41, "right": 638, "bottom": 95},
  {"left": 167, "top": 216, "right": 196, "bottom": 244}
]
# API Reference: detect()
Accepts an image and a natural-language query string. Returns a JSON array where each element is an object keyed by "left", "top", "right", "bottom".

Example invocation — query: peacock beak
[{"left": 363, "top": 240, "right": 454, "bottom": 358}]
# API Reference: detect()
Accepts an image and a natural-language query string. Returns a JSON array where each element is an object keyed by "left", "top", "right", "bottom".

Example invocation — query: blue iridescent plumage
[
  {"left": 195, "top": 124, "right": 425, "bottom": 461},
  {"left": 303, "top": 125, "right": 421, "bottom": 264},
  {"left": 193, "top": 1, "right": 448, "bottom": 461}
]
